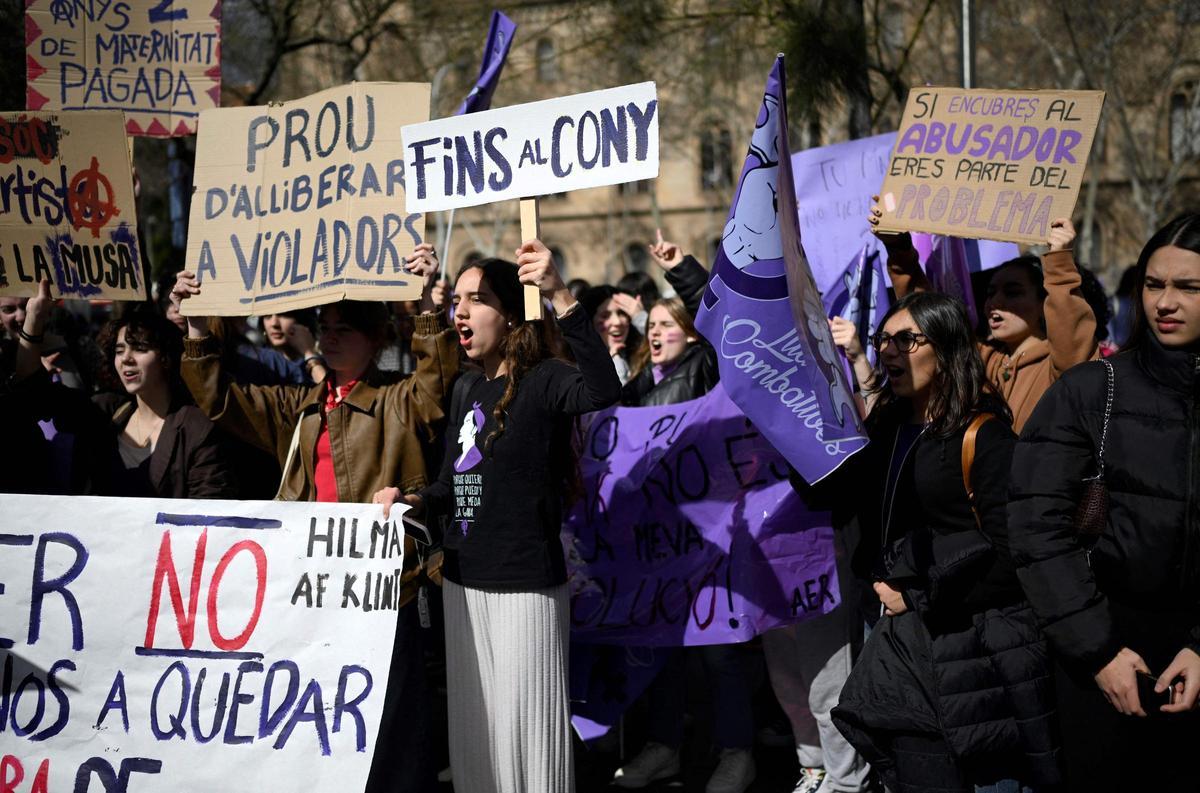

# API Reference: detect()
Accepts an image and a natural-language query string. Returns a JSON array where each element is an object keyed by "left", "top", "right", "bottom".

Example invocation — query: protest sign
[
  {"left": 695, "top": 56, "right": 868, "bottom": 484},
  {"left": 0, "top": 110, "right": 144, "bottom": 300},
  {"left": 874, "top": 87, "right": 1105, "bottom": 244},
  {"left": 562, "top": 385, "right": 840, "bottom": 647},
  {"left": 0, "top": 494, "right": 409, "bottom": 791},
  {"left": 25, "top": 0, "right": 222, "bottom": 137},
  {"left": 182, "top": 82, "right": 431, "bottom": 315},
  {"left": 792, "top": 132, "right": 896, "bottom": 294},
  {"left": 401, "top": 81, "right": 659, "bottom": 214}
]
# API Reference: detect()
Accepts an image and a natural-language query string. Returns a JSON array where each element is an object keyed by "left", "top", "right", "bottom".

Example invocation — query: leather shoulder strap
[{"left": 961, "top": 413, "right": 995, "bottom": 507}]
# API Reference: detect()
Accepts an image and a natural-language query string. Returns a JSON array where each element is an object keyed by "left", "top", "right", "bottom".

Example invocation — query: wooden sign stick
[{"left": 520, "top": 197, "right": 544, "bottom": 320}]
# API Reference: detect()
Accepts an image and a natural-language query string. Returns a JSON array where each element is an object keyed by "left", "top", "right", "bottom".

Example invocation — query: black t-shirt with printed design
[{"left": 420, "top": 307, "right": 622, "bottom": 590}]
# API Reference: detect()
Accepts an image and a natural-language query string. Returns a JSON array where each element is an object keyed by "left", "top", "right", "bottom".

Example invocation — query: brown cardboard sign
[
  {"left": 183, "top": 82, "right": 431, "bottom": 316},
  {"left": 26, "top": 0, "right": 222, "bottom": 137},
  {"left": 875, "top": 87, "right": 1105, "bottom": 244},
  {"left": 0, "top": 110, "right": 145, "bottom": 300}
]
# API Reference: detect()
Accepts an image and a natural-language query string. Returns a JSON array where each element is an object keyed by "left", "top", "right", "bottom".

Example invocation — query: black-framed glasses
[{"left": 869, "top": 330, "right": 929, "bottom": 353}]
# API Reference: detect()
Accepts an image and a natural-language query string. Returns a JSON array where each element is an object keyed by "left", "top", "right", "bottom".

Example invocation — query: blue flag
[
  {"left": 695, "top": 56, "right": 868, "bottom": 484},
  {"left": 823, "top": 244, "right": 892, "bottom": 366},
  {"left": 454, "top": 11, "right": 517, "bottom": 116}
]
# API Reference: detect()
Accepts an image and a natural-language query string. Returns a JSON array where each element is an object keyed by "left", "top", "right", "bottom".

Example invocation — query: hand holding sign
[
  {"left": 404, "top": 242, "right": 440, "bottom": 312},
  {"left": 170, "top": 270, "right": 208, "bottom": 339},
  {"left": 868, "top": 195, "right": 913, "bottom": 251},
  {"left": 1046, "top": 218, "right": 1075, "bottom": 252},
  {"left": 516, "top": 239, "right": 573, "bottom": 317}
]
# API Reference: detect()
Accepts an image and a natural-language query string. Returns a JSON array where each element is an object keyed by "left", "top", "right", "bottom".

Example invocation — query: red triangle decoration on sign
[
  {"left": 25, "top": 15, "right": 41, "bottom": 46},
  {"left": 205, "top": 64, "right": 221, "bottom": 81},
  {"left": 26, "top": 87, "right": 49, "bottom": 111},
  {"left": 173, "top": 120, "right": 192, "bottom": 136},
  {"left": 125, "top": 119, "right": 144, "bottom": 136},
  {"left": 210, "top": 1, "right": 221, "bottom": 19},
  {"left": 146, "top": 119, "right": 171, "bottom": 137},
  {"left": 25, "top": 55, "right": 45, "bottom": 83},
  {"left": 207, "top": 85, "right": 221, "bottom": 104}
]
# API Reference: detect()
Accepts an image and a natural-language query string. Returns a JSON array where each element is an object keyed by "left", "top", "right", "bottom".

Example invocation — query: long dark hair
[
  {"left": 870, "top": 291, "right": 1010, "bottom": 437},
  {"left": 460, "top": 258, "right": 564, "bottom": 448},
  {"left": 1125, "top": 213, "right": 1200, "bottom": 351}
]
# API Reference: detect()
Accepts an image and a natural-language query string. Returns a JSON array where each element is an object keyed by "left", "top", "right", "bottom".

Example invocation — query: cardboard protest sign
[
  {"left": 562, "top": 385, "right": 840, "bottom": 647},
  {"left": 875, "top": 87, "right": 1105, "bottom": 244},
  {"left": 0, "top": 110, "right": 144, "bottom": 300},
  {"left": 183, "top": 82, "right": 430, "bottom": 316},
  {"left": 25, "top": 0, "right": 222, "bottom": 137},
  {"left": 401, "top": 82, "right": 659, "bottom": 213},
  {"left": 0, "top": 494, "right": 411, "bottom": 791}
]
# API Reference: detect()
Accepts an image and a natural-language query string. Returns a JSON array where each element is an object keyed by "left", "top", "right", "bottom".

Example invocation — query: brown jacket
[
  {"left": 181, "top": 312, "right": 460, "bottom": 603},
  {"left": 886, "top": 246, "right": 1098, "bottom": 432}
]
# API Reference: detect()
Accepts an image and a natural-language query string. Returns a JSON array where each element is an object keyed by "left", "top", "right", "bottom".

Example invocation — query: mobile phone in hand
[{"left": 1136, "top": 671, "right": 1174, "bottom": 709}]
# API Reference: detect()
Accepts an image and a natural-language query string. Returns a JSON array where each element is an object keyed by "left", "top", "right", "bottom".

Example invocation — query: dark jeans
[
  {"left": 647, "top": 644, "right": 755, "bottom": 750},
  {"left": 364, "top": 604, "right": 437, "bottom": 793}
]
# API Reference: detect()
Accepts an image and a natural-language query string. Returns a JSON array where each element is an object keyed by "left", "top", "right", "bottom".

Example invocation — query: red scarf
[{"left": 313, "top": 378, "right": 358, "bottom": 502}]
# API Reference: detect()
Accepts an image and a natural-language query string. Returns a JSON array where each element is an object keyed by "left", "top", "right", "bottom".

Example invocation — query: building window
[
  {"left": 700, "top": 124, "right": 733, "bottom": 190},
  {"left": 537, "top": 38, "right": 558, "bottom": 83},
  {"left": 1170, "top": 81, "right": 1200, "bottom": 163},
  {"left": 623, "top": 243, "right": 649, "bottom": 273},
  {"left": 618, "top": 179, "right": 653, "bottom": 196}
]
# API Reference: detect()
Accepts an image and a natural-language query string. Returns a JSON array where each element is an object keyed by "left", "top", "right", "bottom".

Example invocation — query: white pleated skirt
[{"left": 443, "top": 579, "right": 574, "bottom": 793}]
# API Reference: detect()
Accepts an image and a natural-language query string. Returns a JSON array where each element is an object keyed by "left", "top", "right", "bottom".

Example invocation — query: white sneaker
[
  {"left": 612, "top": 742, "right": 681, "bottom": 789},
  {"left": 705, "top": 748, "right": 756, "bottom": 793},
  {"left": 793, "top": 766, "right": 827, "bottom": 793}
]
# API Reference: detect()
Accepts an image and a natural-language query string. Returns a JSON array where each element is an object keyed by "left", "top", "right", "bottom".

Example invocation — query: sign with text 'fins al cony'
[
  {"left": 0, "top": 494, "right": 410, "bottom": 791},
  {"left": 401, "top": 82, "right": 659, "bottom": 213},
  {"left": 874, "top": 87, "right": 1105, "bottom": 245},
  {"left": 0, "top": 110, "right": 144, "bottom": 300},
  {"left": 25, "top": 0, "right": 222, "bottom": 137},
  {"left": 183, "top": 82, "right": 430, "bottom": 316}
]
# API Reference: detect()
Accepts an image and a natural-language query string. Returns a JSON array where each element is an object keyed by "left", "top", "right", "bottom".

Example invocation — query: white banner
[
  {"left": 0, "top": 495, "right": 410, "bottom": 791},
  {"left": 402, "top": 82, "right": 659, "bottom": 212}
]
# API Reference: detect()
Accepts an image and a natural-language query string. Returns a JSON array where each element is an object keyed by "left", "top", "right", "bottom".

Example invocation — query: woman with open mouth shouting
[
  {"left": 375, "top": 238, "right": 622, "bottom": 793},
  {"left": 869, "top": 201, "right": 1098, "bottom": 431},
  {"left": 828, "top": 291, "right": 1059, "bottom": 793}
]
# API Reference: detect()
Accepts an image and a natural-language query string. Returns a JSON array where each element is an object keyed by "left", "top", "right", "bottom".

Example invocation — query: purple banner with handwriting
[
  {"left": 562, "top": 384, "right": 840, "bottom": 647},
  {"left": 695, "top": 56, "right": 868, "bottom": 484}
]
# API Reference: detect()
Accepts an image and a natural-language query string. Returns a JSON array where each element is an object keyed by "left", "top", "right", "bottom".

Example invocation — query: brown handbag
[{"left": 1075, "top": 359, "right": 1115, "bottom": 538}]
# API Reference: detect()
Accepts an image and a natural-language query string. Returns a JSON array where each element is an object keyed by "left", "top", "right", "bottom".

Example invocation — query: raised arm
[
  {"left": 1041, "top": 219, "right": 1099, "bottom": 375},
  {"left": 869, "top": 197, "right": 930, "bottom": 297},
  {"left": 516, "top": 239, "right": 622, "bottom": 415},
  {"left": 172, "top": 271, "right": 304, "bottom": 456}
]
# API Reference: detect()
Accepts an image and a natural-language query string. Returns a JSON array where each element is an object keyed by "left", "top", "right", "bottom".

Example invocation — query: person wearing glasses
[
  {"left": 824, "top": 292, "right": 1060, "bottom": 792},
  {"left": 868, "top": 204, "right": 1096, "bottom": 431}
]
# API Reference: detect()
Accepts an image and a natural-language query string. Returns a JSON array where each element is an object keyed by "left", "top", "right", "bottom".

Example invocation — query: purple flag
[
  {"left": 453, "top": 10, "right": 517, "bottom": 116},
  {"left": 695, "top": 56, "right": 868, "bottom": 484},
  {"left": 562, "top": 384, "right": 840, "bottom": 647},
  {"left": 920, "top": 234, "right": 979, "bottom": 325}
]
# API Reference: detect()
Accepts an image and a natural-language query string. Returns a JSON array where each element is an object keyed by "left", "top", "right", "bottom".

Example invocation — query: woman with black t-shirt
[{"left": 375, "top": 239, "right": 622, "bottom": 793}]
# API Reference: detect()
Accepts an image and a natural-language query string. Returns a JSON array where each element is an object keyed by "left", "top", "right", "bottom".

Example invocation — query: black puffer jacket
[
  {"left": 621, "top": 255, "right": 719, "bottom": 407},
  {"left": 1010, "top": 338, "right": 1200, "bottom": 675},
  {"left": 831, "top": 401, "right": 1059, "bottom": 790}
]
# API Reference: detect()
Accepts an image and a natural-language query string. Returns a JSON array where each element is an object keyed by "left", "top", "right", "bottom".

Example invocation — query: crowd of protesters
[{"left": 2, "top": 200, "right": 1199, "bottom": 793}]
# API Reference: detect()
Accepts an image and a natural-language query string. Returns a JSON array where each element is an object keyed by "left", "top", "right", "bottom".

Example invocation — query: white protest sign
[
  {"left": 0, "top": 495, "right": 410, "bottom": 791},
  {"left": 401, "top": 82, "right": 659, "bottom": 213}
]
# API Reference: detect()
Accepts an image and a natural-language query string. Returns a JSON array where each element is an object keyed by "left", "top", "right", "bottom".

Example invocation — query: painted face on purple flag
[{"left": 721, "top": 93, "right": 783, "bottom": 270}]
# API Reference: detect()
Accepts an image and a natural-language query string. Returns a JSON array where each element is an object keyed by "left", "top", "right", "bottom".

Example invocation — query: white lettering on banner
[{"left": 718, "top": 315, "right": 855, "bottom": 456}]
